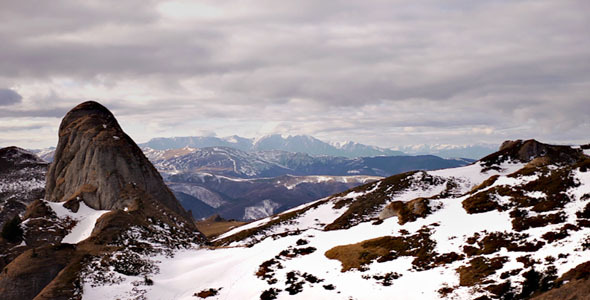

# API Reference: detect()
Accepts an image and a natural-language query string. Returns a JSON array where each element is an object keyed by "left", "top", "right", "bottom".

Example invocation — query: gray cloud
[
  {"left": 0, "top": 0, "right": 589, "bottom": 148},
  {"left": 0, "top": 89, "right": 22, "bottom": 106}
]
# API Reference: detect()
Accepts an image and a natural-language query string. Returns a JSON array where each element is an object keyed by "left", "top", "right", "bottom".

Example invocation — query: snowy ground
[
  {"left": 80, "top": 160, "right": 590, "bottom": 299},
  {"left": 46, "top": 200, "right": 110, "bottom": 244}
]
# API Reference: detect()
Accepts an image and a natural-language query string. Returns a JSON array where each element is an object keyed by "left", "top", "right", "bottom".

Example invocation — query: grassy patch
[
  {"left": 196, "top": 220, "right": 247, "bottom": 239},
  {"left": 456, "top": 256, "right": 507, "bottom": 286},
  {"left": 325, "top": 226, "right": 439, "bottom": 272}
]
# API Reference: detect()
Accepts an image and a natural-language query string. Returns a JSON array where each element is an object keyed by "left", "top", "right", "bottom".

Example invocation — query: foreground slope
[
  {"left": 0, "top": 101, "right": 201, "bottom": 300},
  {"left": 85, "top": 139, "right": 590, "bottom": 299},
  {"left": 144, "top": 146, "right": 469, "bottom": 220}
]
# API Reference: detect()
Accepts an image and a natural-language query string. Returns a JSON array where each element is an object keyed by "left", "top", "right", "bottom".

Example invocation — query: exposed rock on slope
[
  {"left": 45, "top": 101, "right": 193, "bottom": 224},
  {"left": 0, "top": 101, "right": 201, "bottom": 300},
  {"left": 0, "top": 147, "right": 47, "bottom": 226},
  {"left": 485, "top": 139, "right": 584, "bottom": 167}
]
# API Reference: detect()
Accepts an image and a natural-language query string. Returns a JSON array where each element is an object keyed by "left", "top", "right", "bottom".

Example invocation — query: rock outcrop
[
  {"left": 482, "top": 139, "right": 584, "bottom": 168},
  {"left": 45, "top": 101, "right": 193, "bottom": 224},
  {"left": 0, "top": 101, "right": 201, "bottom": 300}
]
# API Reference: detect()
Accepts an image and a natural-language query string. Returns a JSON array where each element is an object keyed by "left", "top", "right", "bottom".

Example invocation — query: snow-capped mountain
[
  {"left": 141, "top": 135, "right": 254, "bottom": 152},
  {"left": 144, "top": 146, "right": 469, "bottom": 179},
  {"left": 142, "top": 147, "right": 470, "bottom": 220},
  {"left": 76, "top": 139, "right": 590, "bottom": 299},
  {"left": 140, "top": 134, "right": 404, "bottom": 158},
  {"left": 4, "top": 102, "right": 590, "bottom": 300},
  {"left": 25, "top": 144, "right": 470, "bottom": 222}
]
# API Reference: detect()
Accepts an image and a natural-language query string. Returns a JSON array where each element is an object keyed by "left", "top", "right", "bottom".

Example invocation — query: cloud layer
[{"left": 1, "top": 0, "right": 589, "bottom": 149}]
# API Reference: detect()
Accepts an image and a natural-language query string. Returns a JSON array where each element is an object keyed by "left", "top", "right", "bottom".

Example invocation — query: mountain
[
  {"left": 25, "top": 141, "right": 470, "bottom": 222},
  {"left": 141, "top": 135, "right": 254, "bottom": 152},
  {"left": 30, "top": 147, "right": 56, "bottom": 162},
  {"left": 166, "top": 173, "right": 380, "bottom": 220},
  {"left": 395, "top": 143, "right": 498, "bottom": 160},
  {"left": 79, "top": 139, "right": 590, "bottom": 299},
  {"left": 145, "top": 146, "right": 469, "bottom": 179},
  {"left": 144, "top": 147, "right": 470, "bottom": 220},
  {"left": 0, "top": 101, "right": 201, "bottom": 299},
  {"left": 0, "top": 147, "right": 48, "bottom": 227},
  {"left": 140, "top": 134, "right": 404, "bottom": 158}
]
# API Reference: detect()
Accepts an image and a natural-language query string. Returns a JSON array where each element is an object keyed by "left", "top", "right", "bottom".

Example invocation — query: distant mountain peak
[{"left": 141, "top": 134, "right": 403, "bottom": 158}]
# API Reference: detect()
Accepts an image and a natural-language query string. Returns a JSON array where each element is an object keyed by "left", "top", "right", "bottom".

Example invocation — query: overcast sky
[{"left": 1, "top": 0, "right": 589, "bottom": 149}]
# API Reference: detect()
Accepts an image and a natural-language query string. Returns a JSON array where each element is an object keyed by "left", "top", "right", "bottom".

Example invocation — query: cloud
[
  {"left": 0, "top": 0, "right": 589, "bottom": 148},
  {"left": 0, "top": 89, "right": 22, "bottom": 106}
]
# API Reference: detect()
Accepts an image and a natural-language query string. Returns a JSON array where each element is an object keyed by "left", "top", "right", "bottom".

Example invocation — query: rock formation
[
  {"left": 0, "top": 101, "right": 201, "bottom": 299},
  {"left": 45, "top": 101, "right": 193, "bottom": 224},
  {"left": 483, "top": 139, "right": 584, "bottom": 168}
]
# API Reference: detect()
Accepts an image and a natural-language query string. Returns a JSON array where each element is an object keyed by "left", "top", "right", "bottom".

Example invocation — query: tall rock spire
[{"left": 45, "top": 101, "right": 194, "bottom": 224}]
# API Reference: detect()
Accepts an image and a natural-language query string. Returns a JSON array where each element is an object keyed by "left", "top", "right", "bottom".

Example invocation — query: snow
[
  {"left": 283, "top": 175, "right": 380, "bottom": 190},
  {"left": 243, "top": 199, "right": 280, "bottom": 220},
  {"left": 428, "top": 161, "right": 524, "bottom": 193},
  {"left": 0, "top": 169, "right": 45, "bottom": 194},
  {"left": 584, "top": 149, "right": 590, "bottom": 156},
  {"left": 82, "top": 161, "right": 590, "bottom": 300},
  {"left": 46, "top": 200, "right": 110, "bottom": 244}
]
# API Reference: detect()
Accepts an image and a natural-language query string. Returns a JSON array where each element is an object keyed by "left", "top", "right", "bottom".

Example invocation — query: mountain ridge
[{"left": 140, "top": 134, "right": 405, "bottom": 158}]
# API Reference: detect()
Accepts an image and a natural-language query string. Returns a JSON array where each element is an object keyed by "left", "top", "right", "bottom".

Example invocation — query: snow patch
[{"left": 46, "top": 201, "right": 110, "bottom": 244}]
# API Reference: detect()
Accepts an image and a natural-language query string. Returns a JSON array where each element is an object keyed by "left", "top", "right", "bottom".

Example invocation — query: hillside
[
  {"left": 167, "top": 173, "right": 380, "bottom": 220},
  {"left": 0, "top": 147, "right": 48, "bottom": 227},
  {"left": 79, "top": 139, "right": 590, "bottom": 299},
  {"left": 144, "top": 147, "right": 469, "bottom": 220}
]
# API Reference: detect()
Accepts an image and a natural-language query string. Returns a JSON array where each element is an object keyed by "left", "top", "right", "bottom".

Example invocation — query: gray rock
[{"left": 45, "top": 101, "right": 193, "bottom": 224}]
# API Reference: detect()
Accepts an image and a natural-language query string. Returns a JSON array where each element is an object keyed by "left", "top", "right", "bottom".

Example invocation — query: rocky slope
[
  {"left": 80, "top": 139, "right": 590, "bottom": 299},
  {"left": 0, "top": 101, "right": 201, "bottom": 300},
  {"left": 0, "top": 147, "right": 48, "bottom": 227}
]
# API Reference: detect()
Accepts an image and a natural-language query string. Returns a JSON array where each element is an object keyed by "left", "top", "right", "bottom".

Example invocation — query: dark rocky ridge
[
  {"left": 0, "top": 146, "right": 47, "bottom": 227},
  {"left": 45, "top": 101, "right": 193, "bottom": 224}
]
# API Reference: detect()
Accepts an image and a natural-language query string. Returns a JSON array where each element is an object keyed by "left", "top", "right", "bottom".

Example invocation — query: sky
[{"left": 0, "top": 0, "right": 589, "bottom": 149}]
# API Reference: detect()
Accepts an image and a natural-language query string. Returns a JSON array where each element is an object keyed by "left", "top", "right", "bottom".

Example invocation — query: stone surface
[{"left": 45, "top": 101, "right": 193, "bottom": 224}]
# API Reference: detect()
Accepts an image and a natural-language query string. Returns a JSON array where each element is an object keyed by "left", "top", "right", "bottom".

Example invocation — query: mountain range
[
  {"left": 139, "top": 134, "right": 499, "bottom": 159},
  {"left": 2, "top": 101, "right": 590, "bottom": 299},
  {"left": 143, "top": 147, "right": 469, "bottom": 220},
  {"left": 24, "top": 145, "right": 471, "bottom": 222},
  {"left": 140, "top": 134, "right": 405, "bottom": 158}
]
